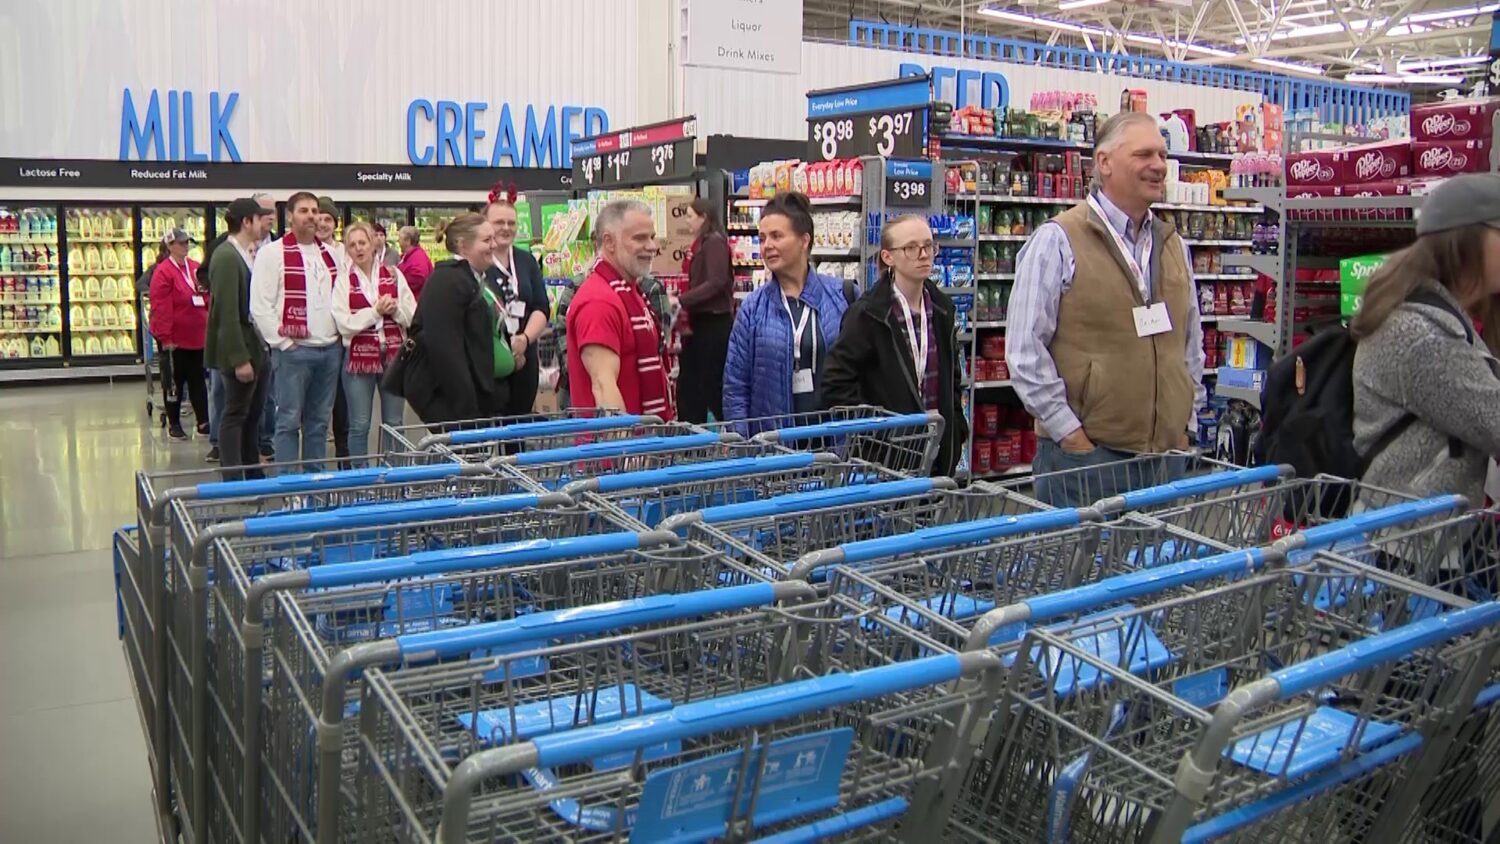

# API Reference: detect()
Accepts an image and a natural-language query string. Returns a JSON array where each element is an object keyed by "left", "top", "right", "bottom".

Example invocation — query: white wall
[
  {"left": 683, "top": 42, "right": 1261, "bottom": 141},
  {"left": 0, "top": 0, "right": 657, "bottom": 165}
]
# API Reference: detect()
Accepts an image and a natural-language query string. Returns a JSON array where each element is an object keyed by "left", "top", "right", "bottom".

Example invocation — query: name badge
[
  {"left": 505, "top": 316, "right": 521, "bottom": 334},
  {"left": 1132, "top": 302, "right": 1172, "bottom": 337},
  {"left": 507, "top": 300, "right": 527, "bottom": 318},
  {"left": 792, "top": 368, "right": 815, "bottom": 395},
  {"left": 191, "top": 295, "right": 207, "bottom": 308}
]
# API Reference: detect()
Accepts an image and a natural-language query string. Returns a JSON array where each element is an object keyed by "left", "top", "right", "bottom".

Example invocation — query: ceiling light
[
  {"left": 1058, "top": 0, "right": 1110, "bottom": 9},
  {"left": 979, "top": 8, "right": 1095, "bottom": 34},
  {"left": 1252, "top": 57, "right": 1326, "bottom": 75},
  {"left": 1398, "top": 55, "right": 1489, "bottom": 71},
  {"left": 1345, "top": 72, "right": 1464, "bottom": 84},
  {"left": 1236, "top": 3, "right": 1496, "bottom": 44}
]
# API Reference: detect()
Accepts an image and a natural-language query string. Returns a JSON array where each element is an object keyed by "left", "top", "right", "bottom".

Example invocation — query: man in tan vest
[{"left": 1009, "top": 111, "right": 1206, "bottom": 506}]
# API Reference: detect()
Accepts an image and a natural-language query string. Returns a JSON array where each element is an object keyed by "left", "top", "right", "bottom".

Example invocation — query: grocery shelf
[
  {"left": 1, "top": 326, "right": 64, "bottom": 334},
  {"left": 1223, "top": 253, "right": 1282, "bottom": 275},
  {"left": 65, "top": 237, "right": 134, "bottom": 244},
  {"left": 974, "top": 379, "right": 1014, "bottom": 389},
  {"left": 977, "top": 463, "right": 1033, "bottom": 480},
  {"left": 1181, "top": 239, "right": 1253, "bottom": 247},
  {"left": 810, "top": 248, "right": 860, "bottom": 259},
  {"left": 1171, "top": 150, "right": 1238, "bottom": 164},
  {"left": 1196, "top": 274, "right": 1256, "bottom": 281},
  {"left": 1204, "top": 368, "right": 1219, "bottom": 376},
  {"left": 976, "top": 273, "right": 1015, "bottom": 282},
  {"left": 732, "top": 196, "right": 860, "bottom": 207},
  {"left": 1217, "top": 385, "right": 1261, "bottom": 407},
  {"left": 944, "top": 286, "right": 976, "bottom": 295},
  {"left": 1217, "top": 319, "right": 1279, "bottom": 347},
  {"left": 972, "top": 320, "right": 1006, "bottom": 329},
  {"left": 979, "top": 234, "right": 1030, "bottom": 243},
  {"left": 942, "top": 134, "right": 1089, "bottom": 151},
  {"left": 1158, "top": 202, "right": 1264, "bottom": 214},
  {"left": 954, "top": 194, "right": 1261, "bottom": 215}
]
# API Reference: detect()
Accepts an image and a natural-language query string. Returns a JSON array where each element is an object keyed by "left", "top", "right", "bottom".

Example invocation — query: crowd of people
[{"left": 150, "top": 112, "right": 1500, "bottom": 503}]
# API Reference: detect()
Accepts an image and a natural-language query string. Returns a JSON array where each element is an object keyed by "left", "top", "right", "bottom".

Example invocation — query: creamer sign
[{"left": 1289, "top": 158, "right": 1335, "bottom": 182}]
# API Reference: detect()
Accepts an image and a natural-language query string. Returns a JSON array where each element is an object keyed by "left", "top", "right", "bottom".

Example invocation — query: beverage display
[
  {"left": 139, "top": 206, "right": 208, "bottom": 268},
  {"left": 0, "top": 205, "right": 63, "bottom": 360},
  {"left": 64, "top": 207, "right": 139, "bottom": 357},
  {"left": 416, "top": 206, "right": 470, "bottom": 264},
  {"left": 349, "top": 206, "right": 411, "bottom": 256}
]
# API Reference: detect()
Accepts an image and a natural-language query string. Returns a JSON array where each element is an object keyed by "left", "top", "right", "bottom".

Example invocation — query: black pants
[
  {"left": 165, "top": 347, "right": 209, "bottom": 431},
  {"left": 504, "top": 349, "right": 541, "bottom": 418},
  {"left": 677, "top": 311, "right": 732, "bottom": 424},
  {"left": 331, "top": 373, "right": 351, "bottom": 462},
  {"left": 219, "top": 363, "right": 269, "bottom": 480}
]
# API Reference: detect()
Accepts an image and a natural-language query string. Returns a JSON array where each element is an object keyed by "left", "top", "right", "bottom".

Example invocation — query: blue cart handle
[
  {"left": 838, "top": 508, "right": 1090, "bottom": 566},
  {"left": 1271, "top": 602, "right": 1500, "bottom": 699},
  {"left": 240, "top": 491, "right": 565, "bottom": 538},
  {"left": 509, "top": 433, "right": 728, "bottom": 467},
  {"left": 396, "top": 581, "right": 810, "bottom": 660},
  {"left": 758, "top": 412, "right": 936, "bottom": 443},
  {"left": 194, "top": 462, "right": 470, "bottom": 500},
  {"left": 581, "top": 453, "right": 823, "bottom": 494},
  {"left": 529, "top": 653, "right": 982, "bottom": 768},
  {"left": 303, "top": 529, "right": 668, "bottom": 590},
  {"left": 445, "top": 415, "right": 653, "bottom": 446},
  {"left": 1107, "top": 465, "right": 1293, "bottom": 511},
  {"left": 1288, "top": 495, "right": 1466, "bottom": 550},
  {"left": 693, "top": 478, "right": 937, "bottom": 525},
  {"left": 1023, "top": 549, "right": 1274, "bottom": 621}
]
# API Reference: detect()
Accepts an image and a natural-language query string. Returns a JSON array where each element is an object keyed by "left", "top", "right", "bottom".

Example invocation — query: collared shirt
[
  {"left": 1009, "top": 190, "right": 1207, "bottom": 440},
  {"left": 891, "top": 287, "right": 939, "bottom": 412}
]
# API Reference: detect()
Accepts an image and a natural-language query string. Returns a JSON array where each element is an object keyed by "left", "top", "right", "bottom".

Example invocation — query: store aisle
[{"left": 0, "top": 381, "right": 196, "bottom": 843}]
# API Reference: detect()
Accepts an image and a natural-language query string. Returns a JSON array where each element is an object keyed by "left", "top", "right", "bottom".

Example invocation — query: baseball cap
[
  {"left": 317, "top": 196, "right": 337, "bottom": 217},
  {"left": 161, "top": 227, "right": 193, "bottom": 245},
  {"left": 225, "top": 197, "right": 273, "bottom": 224},
  {"left": 1417, "top": 173, "right": 1500, "bottom": 236}
]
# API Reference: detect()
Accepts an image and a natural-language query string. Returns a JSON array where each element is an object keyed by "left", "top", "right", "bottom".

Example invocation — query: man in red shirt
[{"left": 566, "top": 199, "right": 673, "bottom": 418}]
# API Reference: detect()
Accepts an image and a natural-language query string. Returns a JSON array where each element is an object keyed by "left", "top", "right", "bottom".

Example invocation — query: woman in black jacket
[
  {"left": 484, "top": 197, "right": 550, "bottom": 417},
  {"left": 676, "top": 198, "right": 735, "bottom": 423},
  {"left": 401, "top": 213, "right": 509, "bottom": 425},
  {"left": 821, "top": 214, "right": 968, "bottom": 476}
]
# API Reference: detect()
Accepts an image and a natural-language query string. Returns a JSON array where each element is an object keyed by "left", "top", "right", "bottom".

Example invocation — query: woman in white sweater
[{"left": 333, "top": 221, "right": 417, "bottom": 459}]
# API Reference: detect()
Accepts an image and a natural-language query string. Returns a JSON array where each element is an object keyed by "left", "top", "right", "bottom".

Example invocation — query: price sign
[
  {"left": 806, "top": 77, "right": 930, "bottom": 162},
  {"left": 884, "top": 160, "right": 933, "bottom": 207},
  {"left": 571, "top": 117, "right": 697, "bottom": 189}
]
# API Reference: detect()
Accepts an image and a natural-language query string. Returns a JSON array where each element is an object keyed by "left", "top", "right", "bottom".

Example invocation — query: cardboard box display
[
  {"left": 1226, "top": 335, "right": 1272, "bottom": 369},
  {"left": 1286, "top": 150, "right": 1341, "bottom": 186},
  {"left": 1336, "top": 139, "right": 1412, "bottom": 186},
  {"left": 1339, "top": 254, "right": 1385, "bottom": 315},
  {"left": 1217, "top": 366, "right": 1267, "bottom": 392},
  {"left": 1413, "top": 140, "right": 1495, "bottom": 177},
  {"left": 1410, "top": 98, "right": 1500, "bottom": 142}
]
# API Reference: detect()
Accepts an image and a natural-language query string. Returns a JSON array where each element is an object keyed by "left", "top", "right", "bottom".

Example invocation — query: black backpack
[{"left": 1254, "top": 289, "right": 1470, "bottom": 518}]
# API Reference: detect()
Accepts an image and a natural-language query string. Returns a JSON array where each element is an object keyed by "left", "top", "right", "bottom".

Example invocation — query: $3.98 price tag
[{"left": 884, "top": 159, "right": 933, "bottom": 207}]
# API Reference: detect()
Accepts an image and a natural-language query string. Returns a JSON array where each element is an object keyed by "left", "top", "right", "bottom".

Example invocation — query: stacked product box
[{"left": 1340, "top": 254, "right": 1386, "bottom": 319}]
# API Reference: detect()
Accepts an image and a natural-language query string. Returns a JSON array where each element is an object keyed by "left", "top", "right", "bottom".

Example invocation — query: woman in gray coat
[{"left": 1352, "top": 173, "right": 1500, "bottom": 505}]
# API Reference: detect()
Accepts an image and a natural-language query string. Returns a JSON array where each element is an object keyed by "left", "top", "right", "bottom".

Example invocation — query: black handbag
[{"left": 380, "top": 334, "right": 419, "bottom": 398}]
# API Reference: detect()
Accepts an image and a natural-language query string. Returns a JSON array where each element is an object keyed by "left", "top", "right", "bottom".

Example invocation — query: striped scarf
[
  {"left": 592, "top": 258, "right": 673, "bottom": 420},
  {"left": 346, "top": 263, "right": 402, "bottom": 374},
  {"left": 279, "top": 232, "right": 338, "bottom": 338}
]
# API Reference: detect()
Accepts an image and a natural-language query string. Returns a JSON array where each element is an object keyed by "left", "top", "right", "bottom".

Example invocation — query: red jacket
[
  {"left": 148, "top": 258, "right": 208, "bottom": 349},
  {"left": 397, "top": 245, "right": 434, "bottom": 299}
]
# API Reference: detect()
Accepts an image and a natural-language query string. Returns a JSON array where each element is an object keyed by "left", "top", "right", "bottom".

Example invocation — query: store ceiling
[{"left": 805, "top": 0, "right": 1497, "bottom": 89}]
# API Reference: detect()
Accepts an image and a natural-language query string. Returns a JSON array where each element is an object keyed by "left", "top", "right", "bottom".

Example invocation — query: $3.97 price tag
[{"left": 809, "top": 111, "right": 919, "bottom": 161}]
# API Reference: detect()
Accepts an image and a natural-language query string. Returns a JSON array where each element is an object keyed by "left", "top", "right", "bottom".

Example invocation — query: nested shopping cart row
[{"left": 111, "top": 408, "right": 1500, "bottom": 843}]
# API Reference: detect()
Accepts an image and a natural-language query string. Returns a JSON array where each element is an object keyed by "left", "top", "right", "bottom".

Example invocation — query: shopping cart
[
  {"left": 419, "top": 648, "right": 1004, "bottom": 843},
  {"left": 494, "top": 431, "right": 786, "bottom": 491},
  {"left": 559, "top": 451, "right": 906, "bottom": 530},
  {"left": 383, "top": 411, "right": 661, "bottom": 466},
  {"left": 701, "top": 407, "right": 945, "bottom": 476},
  {"left": 984, "top": 449, "right": 1231, "bottom": 509},
  {"left": 939, "top": 536, "right": 1499, "bottom": 842},
  {"left": 241, "top": 526, "right": 774, "bottom": 844}
]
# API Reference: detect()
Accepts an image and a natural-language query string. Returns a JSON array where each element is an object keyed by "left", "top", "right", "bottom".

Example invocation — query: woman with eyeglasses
[
  {"left": 722, "top": 192, "right": 848, "bottom": 429},
  {"left": 483, "top": 197, "right": 548, "bottom": 417},
  {"left": 822, "top": 214, "right": 969, "bottom": 475}
]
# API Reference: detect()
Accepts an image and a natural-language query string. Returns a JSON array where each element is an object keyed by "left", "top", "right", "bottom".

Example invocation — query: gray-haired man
[
  {"left": 564, "top": 199, "right": 671, "bottom": 417},
  {"left": 1009, "top": 110, "right": 1206, "bottom": 506}
]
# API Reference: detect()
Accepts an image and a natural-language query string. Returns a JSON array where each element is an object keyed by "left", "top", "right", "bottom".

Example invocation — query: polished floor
[{"left": 0, "top": 381, "right": 246, "bottom": 842}]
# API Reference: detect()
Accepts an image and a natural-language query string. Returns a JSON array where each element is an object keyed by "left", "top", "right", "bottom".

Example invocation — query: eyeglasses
[{"left": 893, "top": 241, "right": 936, "bottom": 259}]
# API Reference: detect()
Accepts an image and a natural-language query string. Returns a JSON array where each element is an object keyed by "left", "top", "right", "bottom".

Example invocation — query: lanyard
[
  {"left": 1087, "top": 194, "right": 1153, "bottom": 300},
  {"left": 781, "top": 292, "right": 816, "bottom": 369},
  {"left": 493, "top": 248, "right": 515, "bottom": 298},
  {"left": 896, "top": 289, "right": 928, "bottom": 383},
  {"left": 172, "top": 259, "right": 195, "bottom": 294}
]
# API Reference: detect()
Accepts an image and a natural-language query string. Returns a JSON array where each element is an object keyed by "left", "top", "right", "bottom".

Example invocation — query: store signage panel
[
  {"left": 0, "top": 158, "right": 571, "bottom": 192},
  {"left": 683, "top": 0, "right": 803, "bottom": 75},
  {"left": 884, "top": 160, "right": 933, "bottom": 207},
  {"left": 404, "top": 100, "right": 610, "bottom": 169},
  {"left": 806, "top": 78, "right": 930, "bottom": 162},
  {"left": 898, "top": 63, "right": 1011, "bottom": 112},
  {"left": 570, "top": 118, "right": 698, "bottom": 190},
  {"left": 119, "top": 89, "right": 243, "bottom": 163}
]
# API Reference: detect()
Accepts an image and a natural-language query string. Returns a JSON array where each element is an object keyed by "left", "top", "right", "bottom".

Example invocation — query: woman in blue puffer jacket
[{"left": 722, "top": 192, "right": 848, "bottom": 430}]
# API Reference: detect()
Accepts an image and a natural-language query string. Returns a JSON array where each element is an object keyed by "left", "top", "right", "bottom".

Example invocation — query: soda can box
[
  {"left": 1413, "top": 139, "right": 1495, "bottom": 177},
  {"left": 1341, "top": 292, "right": 1362, "bottom": 319},
  {"left": 1336, "top": 139, "right": 1412, "bottom": 186},
  {"left": 1410, "top": 98, "right": 1500, "bottom": 142},
  {"left": 1340, "top": 254, "right": 1385, "bottom": 304},
  {"left": 1285, "top": 184, "right": 1338, "bottom": 221},
  {"left": 1285, "top": 149, "right": 1340, "bottom": 186}
]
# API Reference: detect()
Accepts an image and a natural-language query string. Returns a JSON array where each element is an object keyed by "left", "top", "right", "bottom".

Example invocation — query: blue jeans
[
  {"left": 341, "top": 351, "right": 407, "bottom": 460},
  {"left": 207, "top": 369, "right": 225, "bottom": 447},
  {"left": 1032, "top": 438, "right": 1183, "bottom": 508},
  {"left": 270, "top": 344, "right": 342, "bottom": 472}
]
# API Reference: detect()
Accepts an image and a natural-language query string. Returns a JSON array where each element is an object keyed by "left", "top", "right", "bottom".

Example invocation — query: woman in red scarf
[
  {"left": 676, "top": 198, "right": 734, "bottom": 423},
  {"left": 333, "top": 222, "right": 416, "bottom": 459}
]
